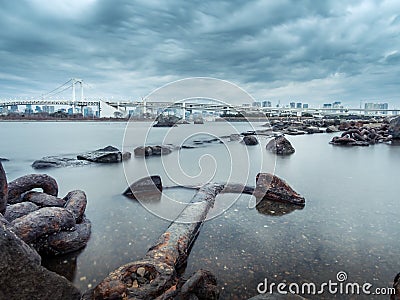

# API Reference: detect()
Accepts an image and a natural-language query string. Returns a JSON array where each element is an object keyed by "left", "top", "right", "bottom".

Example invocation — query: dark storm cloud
[{"left": 0, "top": 0, "right": 399, "bottom": 106}]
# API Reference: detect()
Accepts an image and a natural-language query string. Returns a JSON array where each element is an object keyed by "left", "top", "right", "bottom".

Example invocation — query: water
[{"left": 0, "top": 121, "right": 399, "bottom": 299}]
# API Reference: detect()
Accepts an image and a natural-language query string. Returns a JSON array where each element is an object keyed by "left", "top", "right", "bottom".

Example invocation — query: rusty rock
[
  {"left": 181, "top": 269, "right": 219, "bottom": 300},
  {"left": 7, "top": 174, "right": 58, "bottom": 204}
]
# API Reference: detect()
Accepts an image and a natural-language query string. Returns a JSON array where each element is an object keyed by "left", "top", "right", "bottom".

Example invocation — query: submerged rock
[
  {"left": 77, "top": 145, "right": 131, "bottom": 163},
  {"left": 242, "top": 135, "right": 259, "bottom": 146},
  {"left": 123, "top": 176, "right": 163, "bottom": 200},
  {"left": 134, "top": 145, "right": 173, "bottom": 157},
  {"left": 254, "top": 173, "right": 305, "bottom": 206},
  {"left": 266, "top": 136, "right": 295, "bottom": 155},
  {"left": 32, "top": 157, "right": 90, "bottom": 169}
]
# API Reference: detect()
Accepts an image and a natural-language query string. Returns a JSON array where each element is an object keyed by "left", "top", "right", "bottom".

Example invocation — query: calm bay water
[{"left": 0, "top": 121, "right": 399, "bottom": 299}]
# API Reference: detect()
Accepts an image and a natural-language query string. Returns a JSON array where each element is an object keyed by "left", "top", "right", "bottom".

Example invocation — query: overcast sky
[{"left": 1, "top": 0, "right": 399, "bottom": 107}]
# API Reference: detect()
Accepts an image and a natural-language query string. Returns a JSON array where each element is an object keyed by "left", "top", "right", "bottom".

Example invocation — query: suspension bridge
[{"left": 0, "top": 79, "right": 399, "bottom": 118}]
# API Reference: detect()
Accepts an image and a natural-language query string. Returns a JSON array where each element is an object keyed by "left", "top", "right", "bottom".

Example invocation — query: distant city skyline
[{"left": 0, "top": 1, "right": 399, "bottom": 106}]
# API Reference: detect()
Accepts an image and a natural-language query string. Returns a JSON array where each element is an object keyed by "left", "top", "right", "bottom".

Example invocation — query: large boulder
[
  {"left": 389, "top": 116, "right": 400, "bottom": 139},
  {"left": 266, "top": 136, "right": 295, "bottom": 155},
  {"left": 77, "top": 145, "right": 131, "bottom": 163},
  {"left": 123, "top": 176, "right": 163, "bottom": 200},
  {"left": 134, "top": 145, "right": 173, "bottom": 157},
  {"left": 153, "top": 115, "right": 180, "bottom": 127},
  {"left": 242, "top": 135, "right": 259, "bottom": 146},
  {"left": 0, "top": 220, "right": 81, "bottom": 300}
]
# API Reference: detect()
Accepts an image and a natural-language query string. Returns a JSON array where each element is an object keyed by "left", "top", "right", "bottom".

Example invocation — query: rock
[
  {"left": 153, "top": 115, "right": 180, "bottom": 127},
  {"left": 134, "top": 145, "right": 173, "bottom": 157},
  {"left": 4, "top": 202, "right": 39, "bottom": 222},
  {"left": 242, "top": 135, "right": 259, "bottom": 146},
  {"left": 0, "top": 162, "right": 8, "bottom": 214},
  {"left": 305, "top": 126, "right": 323, "bottom": 134},
  {"left": 389, "top": 116, "right": 400, "bottom": 139},
  {"left": 8, "top": 174, "right": 58, "bottom": 204},
  {"left": 193, "top": 118, "right": 204, "bottom": 124},
  {"left": 64, "top": 190, "right": 87, "bottom": 223},
  {"left": 326, "top": 125, "right": 339, "bottom": 133},
  {"left": 77, "top": 145, "right": 131, "bottom": 163},
  {"left": 266, "top": 136, "right": 295, "bottom": 155},
  {"left": 32, "top": 157, "right": 90, "bottom": 169},
  {"left": 0, "top": 158, "right": 9, "bottom": 162},
  {"left": 11, "top": 207, "right": 76, "bottom": 243},
  {"left": 0, "top": 219, "right": 81, "bottom": 300},
  {"left": 392, "top": 272, "right": 400, "bottom": 300},
  {"left": 136, "top": 267, "right": 146, "bottom": 277},
  {"left": 229, "top": 134, "right": 241, "bottom": 141},
  {"left": 254, "top": 173, "right": 305, "bottom": 206},
  {"left": 123, "top": 176, "right": 163, "bottom": 199},
  {"left": 181, "top": 269, "right": 219, "bottom": 300},
  {"left": 22, "top": 191, "right": 66, "bottom": 207}
]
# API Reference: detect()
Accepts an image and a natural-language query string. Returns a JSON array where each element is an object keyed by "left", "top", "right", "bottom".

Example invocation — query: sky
[{"left": 0, "top": 0, "right": 399, "bottom": 107}]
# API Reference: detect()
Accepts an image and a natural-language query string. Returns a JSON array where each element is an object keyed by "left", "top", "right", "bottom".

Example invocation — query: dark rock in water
[
  {"left": 123, "top": 175, "right": 163, "bottom": 200},
  {"left": 4, "top": 202, "right": 39, "bottom": 222},
  {"left": 193, "top": 118, "right": 204, "bottom": 124},
  {"left": 0, "top": 158, "right": 9, "bottom": 162},
  {"left": 242, "top": 135, "right": 259, "bottom": 146},
  {"left": 32, "top": 156, "right": 91, "bottom": 169},
  {"left": 181, "top": 269, "right": 219, "bottom": 300},
  {"left": 330, "top": 136, "right": 369, "bottom": 146},
  {"left": 389, "top": 116, "right": 400, "bottom": 139},
  {"left": 266, "top": 136, "right": 295, "bottom": 155},
  {"left": 0, "top": 218, "right": 81, "bottom": 300},
  {"left": 134, "top": 145, "right": 173, "bottom": 157},
  {"left": 153, "top": 114, "right": 181, "bottom": 127},
  {"left": 254, "top": 173, "right": 305, "bottom": 206},
  {"left": 256, "top": 199, "right": 303, "bottom": 216},
  {"left": 0, "top": 162, "right": 7, "bottom": 214},
  {"left": 77, "top": 145, "right": 131, "bottom": 163},
  {"left": 8, "top": 174, "right": 58, "bottom": 204},
  {"left": 241, "top": 131, "right": 256, "bottom": 136},
  {"left": 23, "top": 191, "right": 66, "bottom": 207},
  {"left": 326, "top": 125, "right": 339, "bottom": 133}
]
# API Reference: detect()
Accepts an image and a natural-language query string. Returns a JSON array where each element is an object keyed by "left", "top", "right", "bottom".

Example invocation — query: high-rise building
[
  {"left": 296, "top": 102, "right": 302, "bottom": 109},
  {"left": 323, "top": 104, "right": 332, "bottom": 108},
  {"left": 303, "top": 103, "right": 309, "bottom": 108},
  {"left": 290, "top": 102, "right": 296, "bottom": 108},
  {"left": 252, "top": 101, "right": 261, "bottom": 107},
  {"left": 262, "top": 101, "right": 272, "bottom": 107}
]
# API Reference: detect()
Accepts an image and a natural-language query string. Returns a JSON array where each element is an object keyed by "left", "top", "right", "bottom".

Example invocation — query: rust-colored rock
[{"left": 7, "top": 174, "right": 58, "bottom": 204}]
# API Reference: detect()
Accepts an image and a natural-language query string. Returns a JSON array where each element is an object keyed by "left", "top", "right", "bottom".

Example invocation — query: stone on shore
[
  {"left": 77, "top": 145, "right": 131, "bottom": 163},
  {"left": 266, "top": 136, "right": 295, "bottom": 155},
  {"left": 242, "top": 135, "right": 259, "bottom": 146},
  {"left": 153, "top": 115, "right": 180, "bottom": 127},
  {"left": 389, "top": 116, "right": 400, "bottom": 139},
  {"left": 0, "top": 219, "right": 81, "bottom": 300}
]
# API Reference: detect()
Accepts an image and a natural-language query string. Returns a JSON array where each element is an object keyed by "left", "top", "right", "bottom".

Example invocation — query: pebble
[
  {"left": 132, "top": 280, "right": 139, "bottom": 288},
  {"left": 137, "top": 267, "right": 146, "bottom": 277}
]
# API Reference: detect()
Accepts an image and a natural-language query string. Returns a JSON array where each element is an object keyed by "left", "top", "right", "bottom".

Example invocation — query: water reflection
[{"left": 256, "top": 199, "right": 304, "bottom": 216}]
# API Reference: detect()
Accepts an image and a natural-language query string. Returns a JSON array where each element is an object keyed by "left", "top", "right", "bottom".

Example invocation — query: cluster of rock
[
  {"left": 266, "top": 119, "right": 338, "bottom": 135},
  {"left": 32, "top": 145, "right": 131, "bottom": 169},
  {"left": 134, "top": 145, "right": 174, "bottom": 157},
  {"left": 0, "top": 163, "right": 91, "bottom": 257},
  {"left": 330, "top": 117, "right": 399, "bottom": 146}
]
